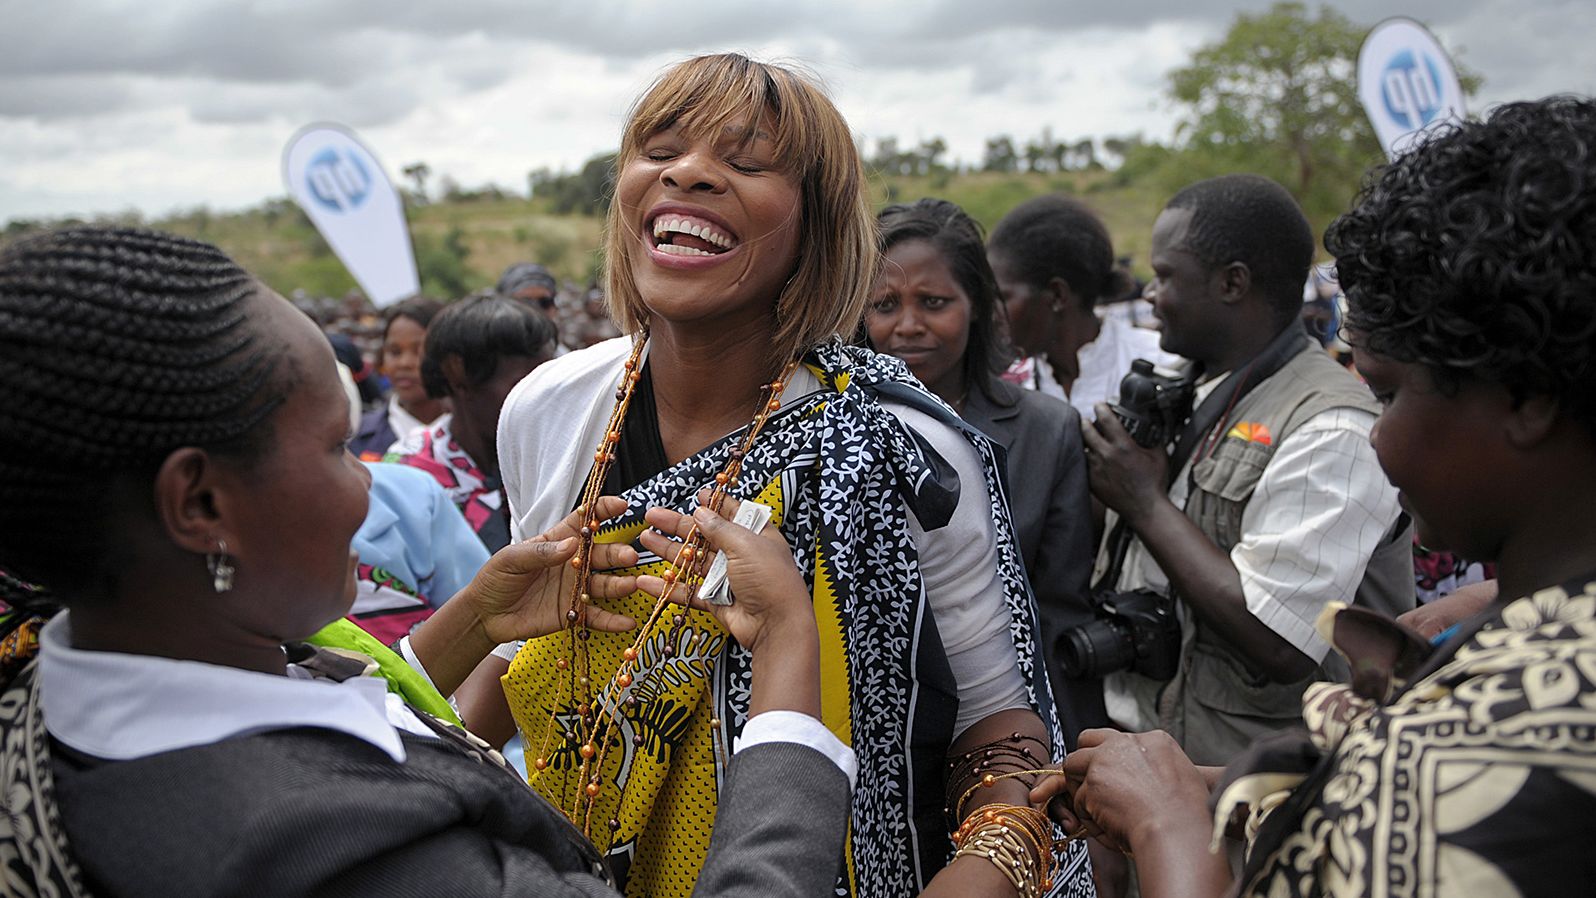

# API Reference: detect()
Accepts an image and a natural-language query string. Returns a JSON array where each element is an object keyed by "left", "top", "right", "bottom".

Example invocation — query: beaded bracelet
[
  {"left": 953, "top": 803, "right": 1057, "bottom": 893},
  {"left": 953, "top": 802, "right": 1060, "bottom": 898},
  {"left": 955, "top": 825, "right": 1039, "bottom": 898},
  {"left": 945, "top": 732, "right": 1051, "bottom": 822},
  {"left": 951, "top": 766, "right": 1056, "bottom": 824}
]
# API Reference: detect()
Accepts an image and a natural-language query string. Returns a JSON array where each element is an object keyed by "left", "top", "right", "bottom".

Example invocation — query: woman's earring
[{"left": 207, "top": 539, "right": 235, "bottom": 594}]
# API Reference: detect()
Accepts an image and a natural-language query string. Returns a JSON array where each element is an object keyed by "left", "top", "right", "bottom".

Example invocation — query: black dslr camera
[
  {"left": 1108, "top": 359, "right": 1195, "bottom": 449},
  {"left": 1056, "top": 589, "right": 1181, "bottom": 681},
  {"left": 1056, "top": 359, "right": 1193, "bottom": 681}
]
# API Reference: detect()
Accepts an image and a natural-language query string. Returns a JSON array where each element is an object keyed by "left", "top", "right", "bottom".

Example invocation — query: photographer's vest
[{"left": 1160, "top": 340, "right": 1413, "bottom": 767}]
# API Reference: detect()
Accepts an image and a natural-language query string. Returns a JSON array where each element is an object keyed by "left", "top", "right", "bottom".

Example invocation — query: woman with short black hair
[
  {"left": 351, "top": 297, "right": 447, "bottom": 460},
  {"left": 1036, "top": 95, "right": 1596, "bottom": 898},
  {"left": 865, "top": 197, "right": 1103, "bottom": 746},
  {"left": 388, "top": 293, "right": 556, "bottom": 552}
]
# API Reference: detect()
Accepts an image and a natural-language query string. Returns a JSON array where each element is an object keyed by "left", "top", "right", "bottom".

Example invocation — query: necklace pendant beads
[{"left": 530, "top": 336, "right": 803, "bottom": 843}]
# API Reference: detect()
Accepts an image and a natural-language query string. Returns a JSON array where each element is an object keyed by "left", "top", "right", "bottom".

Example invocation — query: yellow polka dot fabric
[{"left": 503, "top": 476, "right": 856, "bottom": 898}]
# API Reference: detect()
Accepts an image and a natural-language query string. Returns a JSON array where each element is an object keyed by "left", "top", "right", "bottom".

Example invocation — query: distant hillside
[{"left": 3, "top": 163, "right": 1362, "bottom": 300}]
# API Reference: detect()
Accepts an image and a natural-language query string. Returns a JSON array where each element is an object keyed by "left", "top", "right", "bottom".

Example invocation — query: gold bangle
[
  {"left": 954, "top": 823, "right": 1041, "bottom": 898},
  {"left": 952, "top": 804, "right": 1057, "bottom": 898}
]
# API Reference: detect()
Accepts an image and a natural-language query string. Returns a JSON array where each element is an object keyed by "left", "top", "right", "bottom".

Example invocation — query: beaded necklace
[{"left": 527, "top": 335, "right": 802, "bottom": 840}]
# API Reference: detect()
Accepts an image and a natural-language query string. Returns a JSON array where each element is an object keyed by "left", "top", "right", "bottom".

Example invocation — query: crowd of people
[{"left": 0, "top": 52, "right": 1592, "bottom": 898}]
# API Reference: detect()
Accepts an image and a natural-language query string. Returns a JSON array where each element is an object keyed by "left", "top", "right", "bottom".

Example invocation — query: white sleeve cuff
[
  {"left": 396, "top": 635, "right": 441, "bottom": 694},
  {"left": 490, "top": 640, "right": 523, "bottom": 662},
  {"left": 733, "top": 710, "right": 857, "bottom": 791}
]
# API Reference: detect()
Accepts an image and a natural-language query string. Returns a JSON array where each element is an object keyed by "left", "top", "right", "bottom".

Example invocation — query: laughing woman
[{"left": 459, "top": 55, "right": 1092, "bottom": 898}]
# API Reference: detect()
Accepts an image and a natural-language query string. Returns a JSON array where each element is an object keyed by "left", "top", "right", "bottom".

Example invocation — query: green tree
[
  {"left": 415, "top": 225, "right": 472, "bottom": 298},
  {"left": 982, "top": 136, "right": 1018, "bottom": 173},
  {"left": 918, "top": 137, "right": 949, "bottom": 174},
  {"left": 402, "top": 162, "right": 431, "bottom": 204},
  {"left": 1167, "top": 2, "right": 1477, "bottom": 202}
]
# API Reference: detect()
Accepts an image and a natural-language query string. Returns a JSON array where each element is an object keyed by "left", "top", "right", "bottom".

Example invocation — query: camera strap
[
  {"left": 1091, "top": 322, "right": 1312, "bottom": 595},
  {"left": 1171, "top": 321, "right": 1312, "bottom": 480}
]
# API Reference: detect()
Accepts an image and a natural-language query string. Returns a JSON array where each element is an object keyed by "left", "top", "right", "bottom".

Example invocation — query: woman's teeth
[
  {"left": 657, "top": 244, "right": 717, "bottom": 256},
  {"left": 651, "top": 216, "right": 735, "bottom": 251}
]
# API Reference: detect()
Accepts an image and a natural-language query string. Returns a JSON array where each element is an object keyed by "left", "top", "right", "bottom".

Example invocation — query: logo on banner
[
  {"left": 1357, "top": 18, "right": 1466, "bottom": 161},
  {"left": 1380, "top": 50, "right": 1445, "bottom": 130},
  {"left": 283, "top": 123, "right": 420, "bottom": 306},
  {"left": 306, "top": 147, "right": 373, "bottom": 213}
]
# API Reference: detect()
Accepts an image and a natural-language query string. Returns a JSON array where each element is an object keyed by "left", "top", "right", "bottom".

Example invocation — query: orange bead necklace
[{"left": 528, "top": 335, "right": 801, "bottom": 840}]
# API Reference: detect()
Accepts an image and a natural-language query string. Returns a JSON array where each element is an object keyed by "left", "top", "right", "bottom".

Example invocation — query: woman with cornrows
[{"left": 0, "top": 225, "right": 854, "bottom": 897}]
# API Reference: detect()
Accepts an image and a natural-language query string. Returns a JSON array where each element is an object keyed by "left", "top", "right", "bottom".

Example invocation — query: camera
[
  {"left": 1109, "top": 360, "right": 1195, "bottom": 449},
  {"left": 1056, "top": 589, "right": 1181, "bottom": 681}
]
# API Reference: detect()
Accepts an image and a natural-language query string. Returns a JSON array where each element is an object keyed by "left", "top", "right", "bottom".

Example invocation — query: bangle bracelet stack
[
  {"left": 945, "top": 732, "right": 1049, "bottom": 822},
  {"left": 952, "top": 803, "right": 1055, "bottom": 897}
]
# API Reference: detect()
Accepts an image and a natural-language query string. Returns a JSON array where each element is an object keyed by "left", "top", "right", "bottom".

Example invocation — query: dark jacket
[
  {"left": 962, "top": 377, "right": 1106, "bottom": 744},
  {"left": 351, "top": 405, "right": 399, "bottom": 462},
  {"left": 53, "top": 724, "right": 849, "bottom": 898}
]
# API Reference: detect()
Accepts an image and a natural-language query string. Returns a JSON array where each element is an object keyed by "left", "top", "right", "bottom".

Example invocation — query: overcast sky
[{"left": 3, "top": 0, "right": 1592, "bottom": 223}]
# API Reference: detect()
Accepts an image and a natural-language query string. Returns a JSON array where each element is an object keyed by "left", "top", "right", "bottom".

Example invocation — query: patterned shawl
[
  {"left": 387, "top": 414, "right": 507, "bottom": 550},
  {"left": 0, "top": 613, "right": 93, "bottom": 898},
  {"left": 1225, "top": 581, "right": 1596, "bottom": 897},
  {"left": 503, "top": 340, "right": 1091, "bottom": 898}
]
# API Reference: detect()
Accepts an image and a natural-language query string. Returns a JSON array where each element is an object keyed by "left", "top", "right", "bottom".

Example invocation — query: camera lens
[{"left": 1057, "top": 619, "right": 1138, "bottom": 678}]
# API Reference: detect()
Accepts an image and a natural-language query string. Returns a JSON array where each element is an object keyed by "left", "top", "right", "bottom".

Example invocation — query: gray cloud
[
  {"left": 0, "top": 74, "right": 135, "bottom": 118},
  {"left": 0, "top": 0, "right": 1571, "bottom": 129},
  {"left": 2, "top": 0, "right": 1590, "bottom": 222}
]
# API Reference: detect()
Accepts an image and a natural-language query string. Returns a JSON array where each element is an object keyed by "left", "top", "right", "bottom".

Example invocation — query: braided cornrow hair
[{"left": 0, "top": 226, "right": 285, "bottom": 605}]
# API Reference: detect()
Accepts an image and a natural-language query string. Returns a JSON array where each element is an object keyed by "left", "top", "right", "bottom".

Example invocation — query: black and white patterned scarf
[
  {"left": 0, "top": 659, "right": 94, "bottom": 898},
  {"left": 507, "top": 340, "right": 1092, "bottom": 897}
]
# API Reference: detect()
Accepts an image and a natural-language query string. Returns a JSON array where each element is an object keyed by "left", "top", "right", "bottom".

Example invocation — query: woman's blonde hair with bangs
[{"left": 603, "top": 53, "right": 878, "bottom": 365}]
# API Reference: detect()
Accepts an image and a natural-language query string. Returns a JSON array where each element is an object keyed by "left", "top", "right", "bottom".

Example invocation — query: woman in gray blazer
[
  {"left": 0, "top": 226, "right": 851, "bottom": 898},
  {"left": 864, "top": 198, "right": 1106, "bottom": 745}
]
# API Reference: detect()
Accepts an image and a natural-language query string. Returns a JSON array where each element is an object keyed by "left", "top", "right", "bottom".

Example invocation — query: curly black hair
[
  {"left": 1329, "top": 96, "right": 1596, "bottom": 436},
  {"left": 0, "top": 226, "right": 285, "bottom": 604},
  {"left": 1165, "top": 174, "right": 1315, "bottom": 319},
  {"left": 986, "top": 194, "right": 1131, "bottom": 308},
  {"left": 875, "top": 198, "right": 1014, "bottom": 405}
]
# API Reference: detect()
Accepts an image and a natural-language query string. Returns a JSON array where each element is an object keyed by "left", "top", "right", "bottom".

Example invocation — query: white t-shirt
[{"left": 1069, "top": 315, "right": 1180, "bottom": 421}]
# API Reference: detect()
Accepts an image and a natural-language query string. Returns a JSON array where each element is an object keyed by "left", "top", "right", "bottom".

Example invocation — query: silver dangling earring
[{"left": 207, "top": 538, "right": 235, "bottom": 594}]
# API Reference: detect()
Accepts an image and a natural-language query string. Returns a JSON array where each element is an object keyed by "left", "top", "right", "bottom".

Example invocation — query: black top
[{"left": 601, "top": 362, "right": 672, "bottom": 496}]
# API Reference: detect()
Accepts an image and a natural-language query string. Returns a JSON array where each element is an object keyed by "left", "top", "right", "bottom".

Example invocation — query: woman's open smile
[
  {"left": 615, "top": 121, "right": 800, "bottom": 325},
  {"left": 643, "top": 202, "right": 742, "bottom": 269}
]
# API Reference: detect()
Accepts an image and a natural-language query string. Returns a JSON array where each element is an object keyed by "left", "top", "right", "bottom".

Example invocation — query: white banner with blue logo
[
  {"left": 1357, "top": 18, "right": 1467, "bottom": 161},
  {"left": 282, "top": 124, "right": 419, "bottom": 307}
]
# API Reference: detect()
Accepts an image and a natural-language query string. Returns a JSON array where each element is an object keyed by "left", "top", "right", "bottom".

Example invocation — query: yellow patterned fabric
[
  {"left": 503, "top": 474, "right": 853, "bottom": 898},
  {"left": 0, "top": 614, "right": 45, "bottom": 680}
]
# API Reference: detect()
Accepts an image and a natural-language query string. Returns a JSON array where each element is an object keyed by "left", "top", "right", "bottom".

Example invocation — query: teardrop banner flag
[
  {"left": 283, "top": 124, "right": 419, "bottom": 307},
  {"left": 1357, "top": 18, "right": 1467, "bottom": 161}
]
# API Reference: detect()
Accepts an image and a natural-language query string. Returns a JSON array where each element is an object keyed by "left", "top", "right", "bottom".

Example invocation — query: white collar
[
  {"left": 387, "top": 394, "right": 436, "bottom": 445},
  {"left": 39, "top": 613, "right": 410, "bottom": 763}
]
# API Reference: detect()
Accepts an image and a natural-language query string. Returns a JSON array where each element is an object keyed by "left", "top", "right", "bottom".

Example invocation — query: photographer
[{"left": 1079, "top": 175, "right": 1413, "bottom": 766}]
